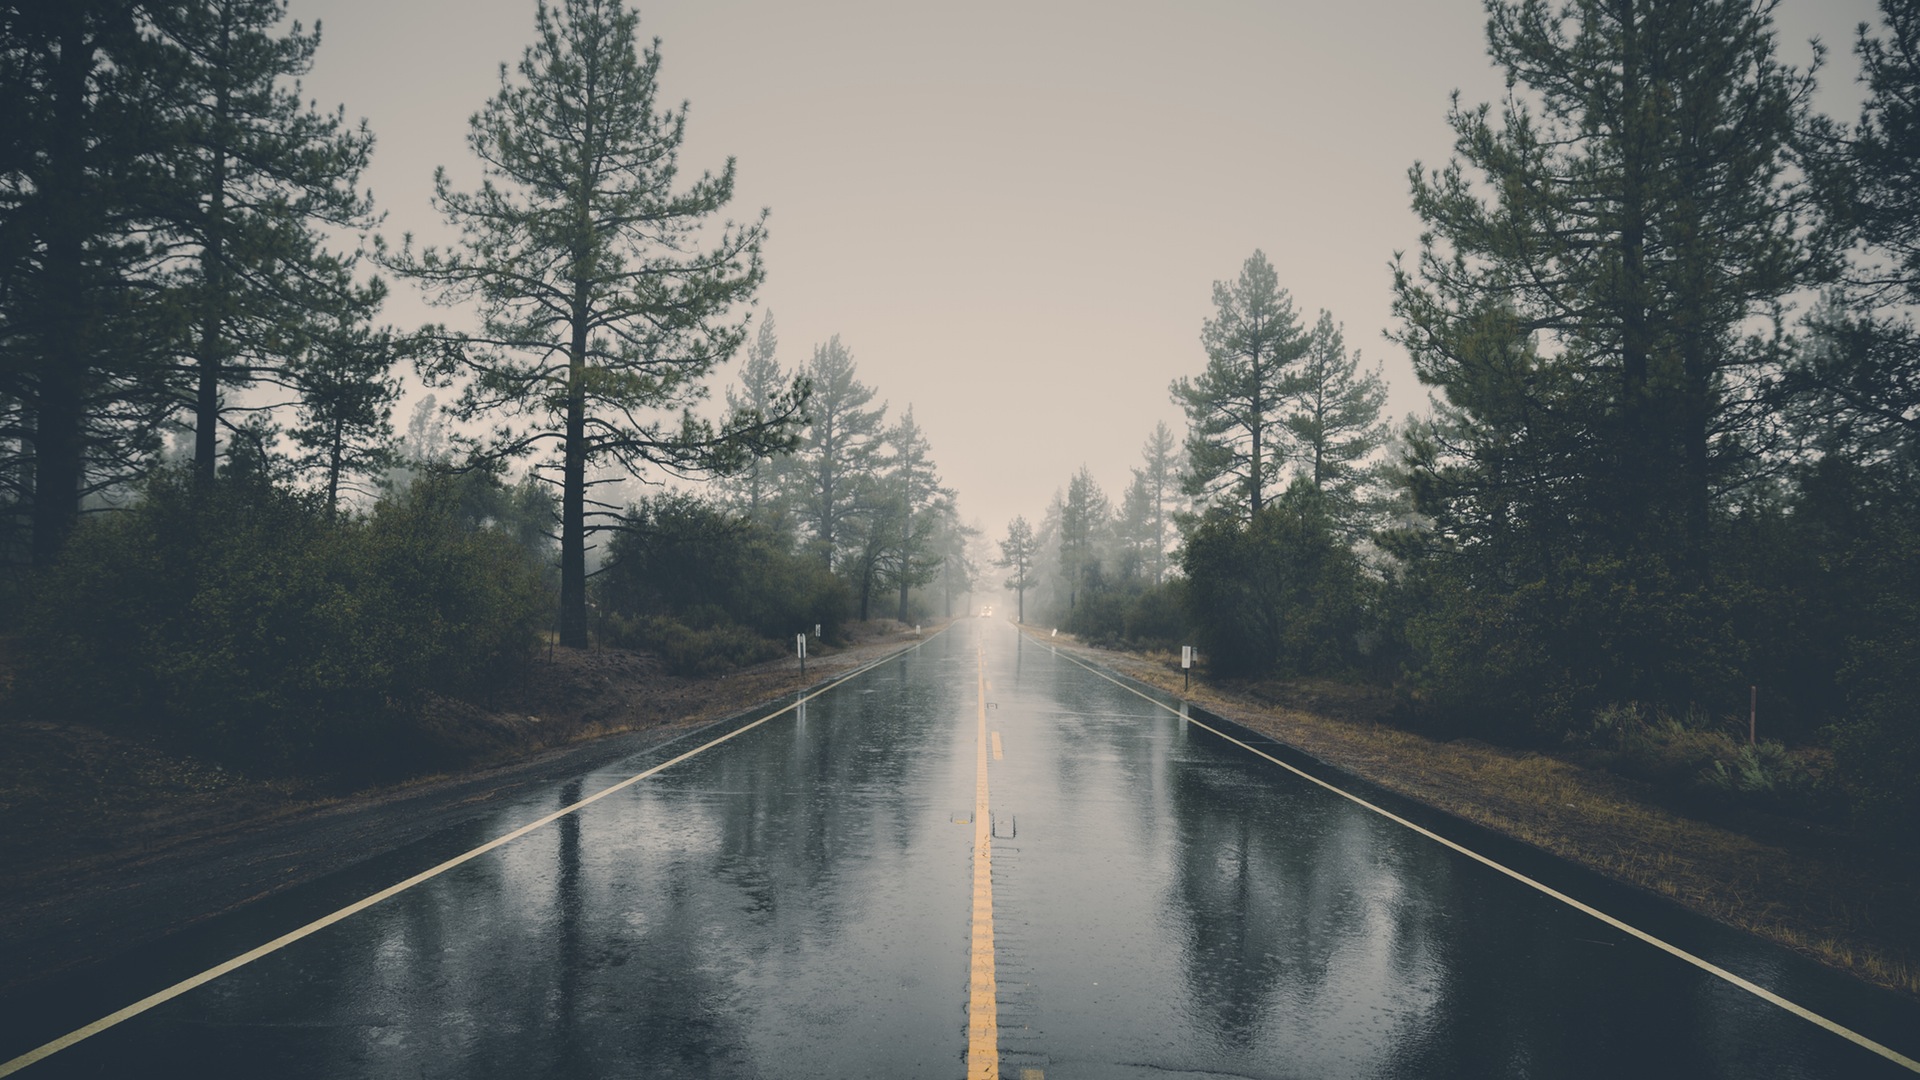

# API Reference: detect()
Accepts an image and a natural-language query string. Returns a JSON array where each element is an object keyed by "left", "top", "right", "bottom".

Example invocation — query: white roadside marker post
[
  {"left": 797, "top": 633, "right": 806, "bottom": 676},
  {"left": 1182, "top": 645, "right": 1193, "bottom": 691}
]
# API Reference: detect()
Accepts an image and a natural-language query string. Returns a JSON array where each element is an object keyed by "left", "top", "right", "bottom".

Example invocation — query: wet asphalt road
[{"left": 4, "top": 619, "right": 1919, "bottom": 1078}]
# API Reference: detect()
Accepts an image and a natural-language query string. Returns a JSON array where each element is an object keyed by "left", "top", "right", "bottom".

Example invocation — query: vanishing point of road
[{"left": 5, "top": 619, "right": 1919, "bottom": 1078}]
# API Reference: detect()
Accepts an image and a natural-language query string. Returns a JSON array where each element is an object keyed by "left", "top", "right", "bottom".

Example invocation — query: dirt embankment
[
  {"left": 0, "top": 621, "right": 941, "bottom": 993},
  {"left": 1026, "top": 626, "right": 1920, "bottom": 1000}
]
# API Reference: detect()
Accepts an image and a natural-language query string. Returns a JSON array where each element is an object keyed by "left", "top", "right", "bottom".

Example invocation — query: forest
[
  {"left": 998, "top": 0, "right": 1920, "bottom": 844},
  {"left": 0, "top": 0, "right": 969, "bottom": 772},
  {"left": 2, "top": 0, "right": 1916, "bottom": 850}
]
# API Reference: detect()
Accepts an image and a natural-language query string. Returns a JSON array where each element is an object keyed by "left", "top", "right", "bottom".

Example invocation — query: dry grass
[{"left": 1040, "top": 629, "right": 1920, "bottom": 998}]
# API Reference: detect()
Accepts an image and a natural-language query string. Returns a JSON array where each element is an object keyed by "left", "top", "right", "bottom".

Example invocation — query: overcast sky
[{"left": 293, "top": 0, "right": 1880, "bottom": 541}]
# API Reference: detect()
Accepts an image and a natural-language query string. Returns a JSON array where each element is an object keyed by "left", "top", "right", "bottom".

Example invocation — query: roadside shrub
[
  {"left": 1123, "top": 578, "right": 1187, "bottom": 649},
  {"left": 596, "top": 493, "right": 848, "bottom": 672},
  {"left": 18, "top": 470, "right": 546, "bottom": 773},
  {"left": 1180, "top": 482, "right": 1366, "bottom": 678},
  {"left": 1065, "top": 578, "right": 1188, "bottom": 650},
  {"left": 1066, "top": 588, "right": 1128, "bottom": 645},
  {"left": 1570, "top": 702, "right": 1839, "bottom": 822}
]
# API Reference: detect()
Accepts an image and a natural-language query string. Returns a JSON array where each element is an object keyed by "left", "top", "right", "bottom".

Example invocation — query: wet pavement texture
[{"left": 5, "top": 620, "right": 1918, "bottom": 1078}]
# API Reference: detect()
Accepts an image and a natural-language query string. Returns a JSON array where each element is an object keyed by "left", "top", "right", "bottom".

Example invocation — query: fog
[{"left": 295, "top": 0, "right": 1876, "bottom": 535}]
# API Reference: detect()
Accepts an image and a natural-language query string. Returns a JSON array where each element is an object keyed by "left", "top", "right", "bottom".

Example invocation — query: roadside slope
[{"left": 0, "top": 623, "right": 940, "bottom": 995}]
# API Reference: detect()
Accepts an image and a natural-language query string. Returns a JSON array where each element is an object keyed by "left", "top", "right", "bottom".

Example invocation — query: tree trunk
[
  {"left": 558, "top": 294, "right": 591, "bottom": 648},
  {"left": 324, "top": 418, "right": 344, "bottom": 519},
  {"left": 30, "top": 5, "right": 92, "bottom": 564},
  {"left": 896, "top": 507, "right": 911, "bottom": 622},
  {"left": 193, "top": 11, "right": 234, "bottom": 487}
]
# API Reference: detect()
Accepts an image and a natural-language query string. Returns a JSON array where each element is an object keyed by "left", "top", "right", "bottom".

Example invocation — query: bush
[
  {"left": 1179, "top": 482, "right": 1367, "bottom": 678},
  {"left": 595, "top": 494, "right": 849, "bottom": 672},
  {"left": 1064, "top": 578, "right": 1188, "bottom": 651},
  {"left": 1569, "top": 702, "right": 1839, "bottom": 821},
  {"left": 18, "top": 470, "right": 547, "bottom": 773}
]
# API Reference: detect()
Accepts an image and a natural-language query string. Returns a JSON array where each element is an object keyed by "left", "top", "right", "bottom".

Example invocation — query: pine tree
[
  {"left": 1791, "top": 1, "right": 1920, "bottom": 466},
  {"left": 928, "top": 510, "right": 978, "bottom": 618},
  {"left": 1172, "top": 250, "right": 1307, "bottom": 519},
  {"left": 1389, "top": 0, "right": 1831, "bottom": 721},
  {"left": 719, "top": 313, "right": 802, "bottom": 520},
  {"left": 1, "top": 0, "right": 176, "bottom": 562},
  {"left": 284, "top": 280, "right": 401, "bottom": 516},
  {"left": 1287, "top": 311, "right": 1389, "bottom": 536},
  {"left": 1058, "top": 465, "right": 1110, "bottom": 612},
  {"left": 884, "top": 405, "right": 953, "bottom": 621},
  {"left": 386, "top": 0, "right": 797, "bottom": 647},
  {"left": 149, "top": 0, "right": 377, "bottom": 486},
  {"left": 996, "top": 515, "right": 1037, "bottom": 623},
  {"left": 1135, "top": 421, "right": 1182, "bottom": 583},
  {"left": 787, "top": 335, "right": 886, "bottom": 572},
  {"left": 1115, "top": 471, "right": 1155, "bottom": 584},
  {"left": 1392, "top": 0, "right": 1826, "bottom": 579}
]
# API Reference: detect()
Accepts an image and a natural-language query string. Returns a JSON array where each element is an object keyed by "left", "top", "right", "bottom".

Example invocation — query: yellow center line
[
  {"left": 968, "top": 643, "right": 999, "bottom": 1079},
  {"left": 1046, "top": 644, "right": 1920, "bottom": 1076},
  {"left": 0, "top": 636, "right": 943, "bottom": 1078}
]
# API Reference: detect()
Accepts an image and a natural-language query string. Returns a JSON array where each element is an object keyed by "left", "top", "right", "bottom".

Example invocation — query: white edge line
[
  {"left": 1046, "top": 642, "right": 1920, "bottom": 1075},
  {"left": 0, "top": 635, "right": 936, "bottom": 1077}
]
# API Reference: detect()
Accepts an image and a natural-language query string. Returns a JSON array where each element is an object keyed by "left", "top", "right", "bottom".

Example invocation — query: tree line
[
  {"left": 0, "top": 0, "right": 964, "bottom": 772},
  {"left": 999, "top": 0, "right": 1920, "bottom": 841},
  {"left": 594, "top": 319, "right": 973, "bottom": 672}
]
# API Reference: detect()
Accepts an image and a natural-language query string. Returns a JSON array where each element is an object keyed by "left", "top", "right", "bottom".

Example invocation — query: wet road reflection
[{"left": 7, "top": 620, "right": 1918, "bottom": 1078}]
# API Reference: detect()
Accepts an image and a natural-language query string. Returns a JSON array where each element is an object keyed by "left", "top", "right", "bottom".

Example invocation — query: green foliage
[
  {"left": 1571, "top": 703, "right": 1839, "bottom": 822},
  {"left": 1058, "top": 465, "right": 1110, "bottom": 612},
  {"left": 1, "top": 2, "right": 181, "bottom": 563},
  {"left": 151, "top": 0, "right": 379, "bottom": 484},
  {"left": 1064, "top": 578, "right": 1188, "bottom": 651},
  {"left": 1288, "top": 312, "right": 1389, "bottom": 536},
  {"left": 1819, "top": 461, "right": 1920, "bottom": 841},
  {"left": 996, "top": 515, "right": 1038, "bottom": 622},
  {"left": 784, "top": 334, "right": 887, "bottom": 572},
  {"left": 595, "top": 493, "right": 847, "bottom": 674},
  {"left": 16, "top": 470, "right": 547, "bottom": 773},
  {"left": 1179, "top": 481, "right": 1366, "bottom": 678},
  {"left": 1392, "top": 547, "right": 1764, "bottom": 743},
  {"left": 385, "top": 0, "right": 790, "bottom": 648},
  {"left": 1173, "top": 250, "right": 1307, "bottom": 518}
]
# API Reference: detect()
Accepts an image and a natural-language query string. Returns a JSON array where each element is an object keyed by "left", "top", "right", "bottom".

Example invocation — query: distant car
[{"left": 980, "top": 606, "right": 993, "bottom": 617}]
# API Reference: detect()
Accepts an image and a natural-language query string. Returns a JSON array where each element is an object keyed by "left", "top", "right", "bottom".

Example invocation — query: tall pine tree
[
  {"left": 388, "top": 0, "right": 798, "bottom": 647},
  {"left": 786, "top": 335, "right": 885, "bottom": 572},
  {"left": 719, "top": 313, "right": 803, "bottom": 521},
  {"left": 1173, "top": 250, "right": 1307, "bottom": 519},
  {"left": 1, "top": 0, "right": 176, "bottom": 562},
  {"left": 1287, "top": 311, "right": 1388, "bottom": 536},
  {"left": 150, "top": 0, "right": 377, "bottom": 486},
  {"left": 1390, "top": 0, "right": 1830, "bottom": 722}
]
